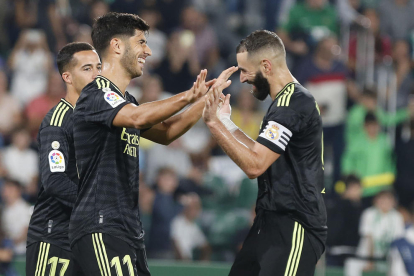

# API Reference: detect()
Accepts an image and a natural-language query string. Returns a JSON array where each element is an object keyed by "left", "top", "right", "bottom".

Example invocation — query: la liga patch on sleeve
[
  {"left": 259, "top": 121, "right": 292, "bottom": 151},
  {"left": 104, "top": 90, "right": 125, "bottom": 108},
  {"left": 49, "top": 150, "right": 65, "bottom": 172}
]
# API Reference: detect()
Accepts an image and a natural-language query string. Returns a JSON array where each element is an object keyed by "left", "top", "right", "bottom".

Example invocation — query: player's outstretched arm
[
  {"left": 203, "top": 86, "right": 281, "bottom": 179},
  {"left": 112, "top": 70, "right": 209, "bottom": 130},
  {"left": 142, "top": 67, "right": 238, "bottom": 145}
]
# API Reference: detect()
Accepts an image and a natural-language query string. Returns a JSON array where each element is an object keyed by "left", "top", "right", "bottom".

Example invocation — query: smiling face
[
  {"left": 69, "top": 50, "right": 101, "bottom": 94},
  {"left": 237, "top": 52, "right": 270, "bottom": 101},
  {"left": 120, "top": 30, "right": 152, "bottom": 78}
]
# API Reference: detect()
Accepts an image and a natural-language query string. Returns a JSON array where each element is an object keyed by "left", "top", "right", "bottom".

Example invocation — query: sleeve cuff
[
  {"left": 257, "top": 137, "right": 284, "bottom": 154},
  {"left": 106, "top": 101, "right": 129, "bottom": 129}
]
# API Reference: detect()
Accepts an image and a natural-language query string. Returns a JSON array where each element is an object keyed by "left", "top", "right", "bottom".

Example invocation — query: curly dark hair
[{"left": 92, "top": 12, "right": 150, "bottom": 57}]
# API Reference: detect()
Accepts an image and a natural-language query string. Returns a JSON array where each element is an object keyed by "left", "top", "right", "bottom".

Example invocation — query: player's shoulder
[
  {"left": 40, "top": 99, "right": 75, "bottom": 131},
  {"left": 270, "top": 82, "right": 316, "bottom": 113},
  {"left": 77, "top": 76, "right": 127, "bottom": 108}
]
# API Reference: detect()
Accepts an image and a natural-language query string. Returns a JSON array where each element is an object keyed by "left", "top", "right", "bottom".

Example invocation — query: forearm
[
  {"left": 233, "top": 129, "right": 256, "bottom": 150},
  {"left": 207, "top": 120, "right": 261, "bottom": 178},
  {"left": 131, "top": 91, "right": 191, "bottom": 129},
  {"left": 162, "top": 98, "right": 204, "bottom": 141}
]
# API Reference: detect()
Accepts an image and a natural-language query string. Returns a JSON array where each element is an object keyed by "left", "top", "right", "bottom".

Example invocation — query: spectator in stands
[
  {"left": 148, "top": 167, "right": 182, "bottom": 259},
  {"left": 348, "top": 9, "right": 392, "bottom": 73},
  {"left": 179, "top": 7, "right": 219, "bottom": 71},
  {"left": 154, "top": 30, "right": 200, "bottom": 94},
  {"left": 140, "top": 9, "right": 167, "bottom": 70},
  {"left": 342, "top": 112, "right": 395, "bottom": 204},
  {"left": 13, "top": 0, "right": 66, "bottom": 51},
  {"left": 392, "top": 40, "right": 414, "bottom": 108},
  {"left": 326, "top": 175, "right": 363, "bottom": 267},
  {"left": 345, "top": 190, "right": 404, "bottom": 276},
  {"left": 231, "top": 87, "right": 264, "bottom": 139},
  {"left": 395, "top": 116, "right": 414, "bottom": 209},
  {"left": 1, "top": 179, "right": 31, "bottom": 256},
  {"left": 0, "top": 70, "right": 22, "bottom": 142},
  {"left": 8, "top": 29, "right": 53, "bottom": 106},
  {"left": 145, "top": 138, "right": 192, "bottom": 185},
  {"left": 278, "top": 0, "right": 338, "bottom": 58},
  {"left": 25, "top": 70, "right": 65, "bottom": 139},
  {"left": 388, "top": 204, "right": 414, "bottom": 276},
  {"left": 88, "top": 1, "right": 109, "bottom": 27},
  {"left": 1, "top": 127, "right": 38, "bottom": 200},
  {"left": 378, "top": 0, "right": 414, "bottom": 42},
  {"left": 295, "top": 36, "right": 359, "bottom": 183},
  {"left": 171, "top": 193, "right": 210, "bottom": 261},
  {"left": 0, "top": 213, "right": 14, "bottom": 276},
  {"left": 346, "top": 87, "right": 411, "bottom": 146}
]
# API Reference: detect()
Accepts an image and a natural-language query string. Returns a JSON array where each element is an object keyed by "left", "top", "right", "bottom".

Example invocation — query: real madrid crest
[
  {"left": 51, "top": 141, "right": 60, "bottom": 150},
  {"left": 265, "top": 125, "right": 279, "bottom": 140}
]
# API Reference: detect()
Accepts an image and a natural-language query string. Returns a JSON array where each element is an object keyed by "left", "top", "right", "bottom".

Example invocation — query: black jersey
[
  {"left": 70, "top": 75, "right": 145, "bottom": 250},
  {"left": 27, "top": 99, "right": 78, "bottom": 251},
  {"left": 256, "top": 82, "right": 327, "bottom": 247}
]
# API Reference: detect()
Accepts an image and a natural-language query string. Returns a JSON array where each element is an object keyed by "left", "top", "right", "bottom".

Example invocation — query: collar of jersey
[
  {"left": 60, "top": 98, "right": 74, "bottom": 109},
  {"left": 274, "top": 81, "right": 296, "bottom": 100},
  {"left": 97, "top": 75, "right": 125, "bottom": 99}
]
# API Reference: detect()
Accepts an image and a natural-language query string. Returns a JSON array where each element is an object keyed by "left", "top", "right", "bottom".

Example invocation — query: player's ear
[
  {"left": 261, "top": 59, "right": 272, "bottom": 76},
  {"left": 110, "top": 38, "right": 123, "bottom": 55},
  {"left": 61, "top": 72, "right": 72, "bottom": 85}
]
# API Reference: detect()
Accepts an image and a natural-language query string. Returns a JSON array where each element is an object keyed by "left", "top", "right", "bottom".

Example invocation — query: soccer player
[
  {"left": 26, "top": 42, "right": 101, "bottom": 276},
  {"left": 69, "top": 12, "right": 236, "bottom": 276},
  {"left": 203, "top": 30, "right": 327, "bottom": 276}
]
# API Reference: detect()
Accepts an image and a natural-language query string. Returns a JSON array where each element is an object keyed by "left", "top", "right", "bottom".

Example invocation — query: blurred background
[{"left": 0, "top": 0, "right": 414, "bottom": 275}]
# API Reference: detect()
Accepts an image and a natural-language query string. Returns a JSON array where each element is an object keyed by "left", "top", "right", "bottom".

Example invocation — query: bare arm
[
  {"left": 203, "top": 86, "right": 280, "bottom": 179},
  {"left": 113, "top": 83, "right": 203, "bottom": 129},
  {"left": 142, "top": 67, "right": 238, "bottom": 144}
]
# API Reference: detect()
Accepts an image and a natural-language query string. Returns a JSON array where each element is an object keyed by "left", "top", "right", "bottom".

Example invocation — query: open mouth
[{"left": 138, "top": 57, "right": 146, "bottom": 64}]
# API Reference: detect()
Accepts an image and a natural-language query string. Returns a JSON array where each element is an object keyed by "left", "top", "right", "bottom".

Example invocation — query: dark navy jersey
[
  {"left": 27, "top": 99, "right": 78, "bottom": 251},
  {"left": 70, "top": 75, "right": 145, "bottom": 250},
  {"left": 256, "top": 82, "right": 327, "bottom": 247}
]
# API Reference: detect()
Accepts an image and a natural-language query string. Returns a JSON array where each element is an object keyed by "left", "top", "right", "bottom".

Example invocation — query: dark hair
[
  {"left": 57, "top": 42, "right": 95, "bottom": 75},
  {"left": 344, "top": 174, "right": 361, "bottom": 188},
  {"left": 3, "top": 178, "right": 22, "bottom": 190},
  {"left": 362, "top": 87, "right": 377, "bottom": 99},
  {"left": 236, "top": 30, "right": 285, "bottom": 56},
  {"left": 364, "top": 111, "right": 378, "bottom": 124},
  {"left": 92, "top": 12, "right": 150, "bottom": 57}
]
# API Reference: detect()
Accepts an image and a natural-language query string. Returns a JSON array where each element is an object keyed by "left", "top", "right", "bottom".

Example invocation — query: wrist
[
  {"left": 219, "top": 114, "right": 238, "bottom": 133},
  {"left": 206, "top": 117, "right": 220, "bottom": 127}
]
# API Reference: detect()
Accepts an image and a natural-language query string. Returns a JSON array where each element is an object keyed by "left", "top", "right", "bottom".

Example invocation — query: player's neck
[
  {"left": 101, "top": 60, "right": 131, "bottom": 96},
  {"left": 269, "top": 70, "right": 296, "bottom": 101},
  {"left": 65, "top": 86, "right": 79, "bottom": 107}
]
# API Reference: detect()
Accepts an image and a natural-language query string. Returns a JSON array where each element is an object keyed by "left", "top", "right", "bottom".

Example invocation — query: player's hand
[
  {"left": 218, "top": 94, "right": 232, "bottom": 118},
  {"left": 186, "top": 69, "right": 214, "bottom": 103},
  {"left": 212, "top": 66, "right": 238, "bottom": 90},
  {"left": 203, "top": 80, "right": 232, "bottom": 123}
]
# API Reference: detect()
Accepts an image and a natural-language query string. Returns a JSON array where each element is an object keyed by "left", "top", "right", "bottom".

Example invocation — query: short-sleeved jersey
[
  {"left": 27, "top": 99, "right": 78, "bottom": 251},
  {"left": 70, "top": 76, "right": 145, "bottom": 250},
  {"left": 256, "top": 82, "right": 327, "bottom": 247}
]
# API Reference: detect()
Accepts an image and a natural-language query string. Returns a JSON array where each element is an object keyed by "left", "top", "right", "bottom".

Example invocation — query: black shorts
[
  {"left": 71, "top": 233, "right": 150, "bottom": 276},
  {"left": 229, "top": 211, "right": 325, "bottom": 276},
  {"left": 26, "top": 242, "right": 77, "bottom": 276}
]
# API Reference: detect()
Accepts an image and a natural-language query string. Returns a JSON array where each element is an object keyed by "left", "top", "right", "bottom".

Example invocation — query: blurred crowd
[{"left": 0, "top": 0, "right": 413, "bottom": 275}]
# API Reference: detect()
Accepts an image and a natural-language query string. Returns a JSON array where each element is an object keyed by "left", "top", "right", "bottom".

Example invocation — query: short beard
[
  {"left": 249, "top": 71, "right": 270, "bottom": 101},
  {"left": 120, "top": 43, "right": 141, "bottom": 79}
]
